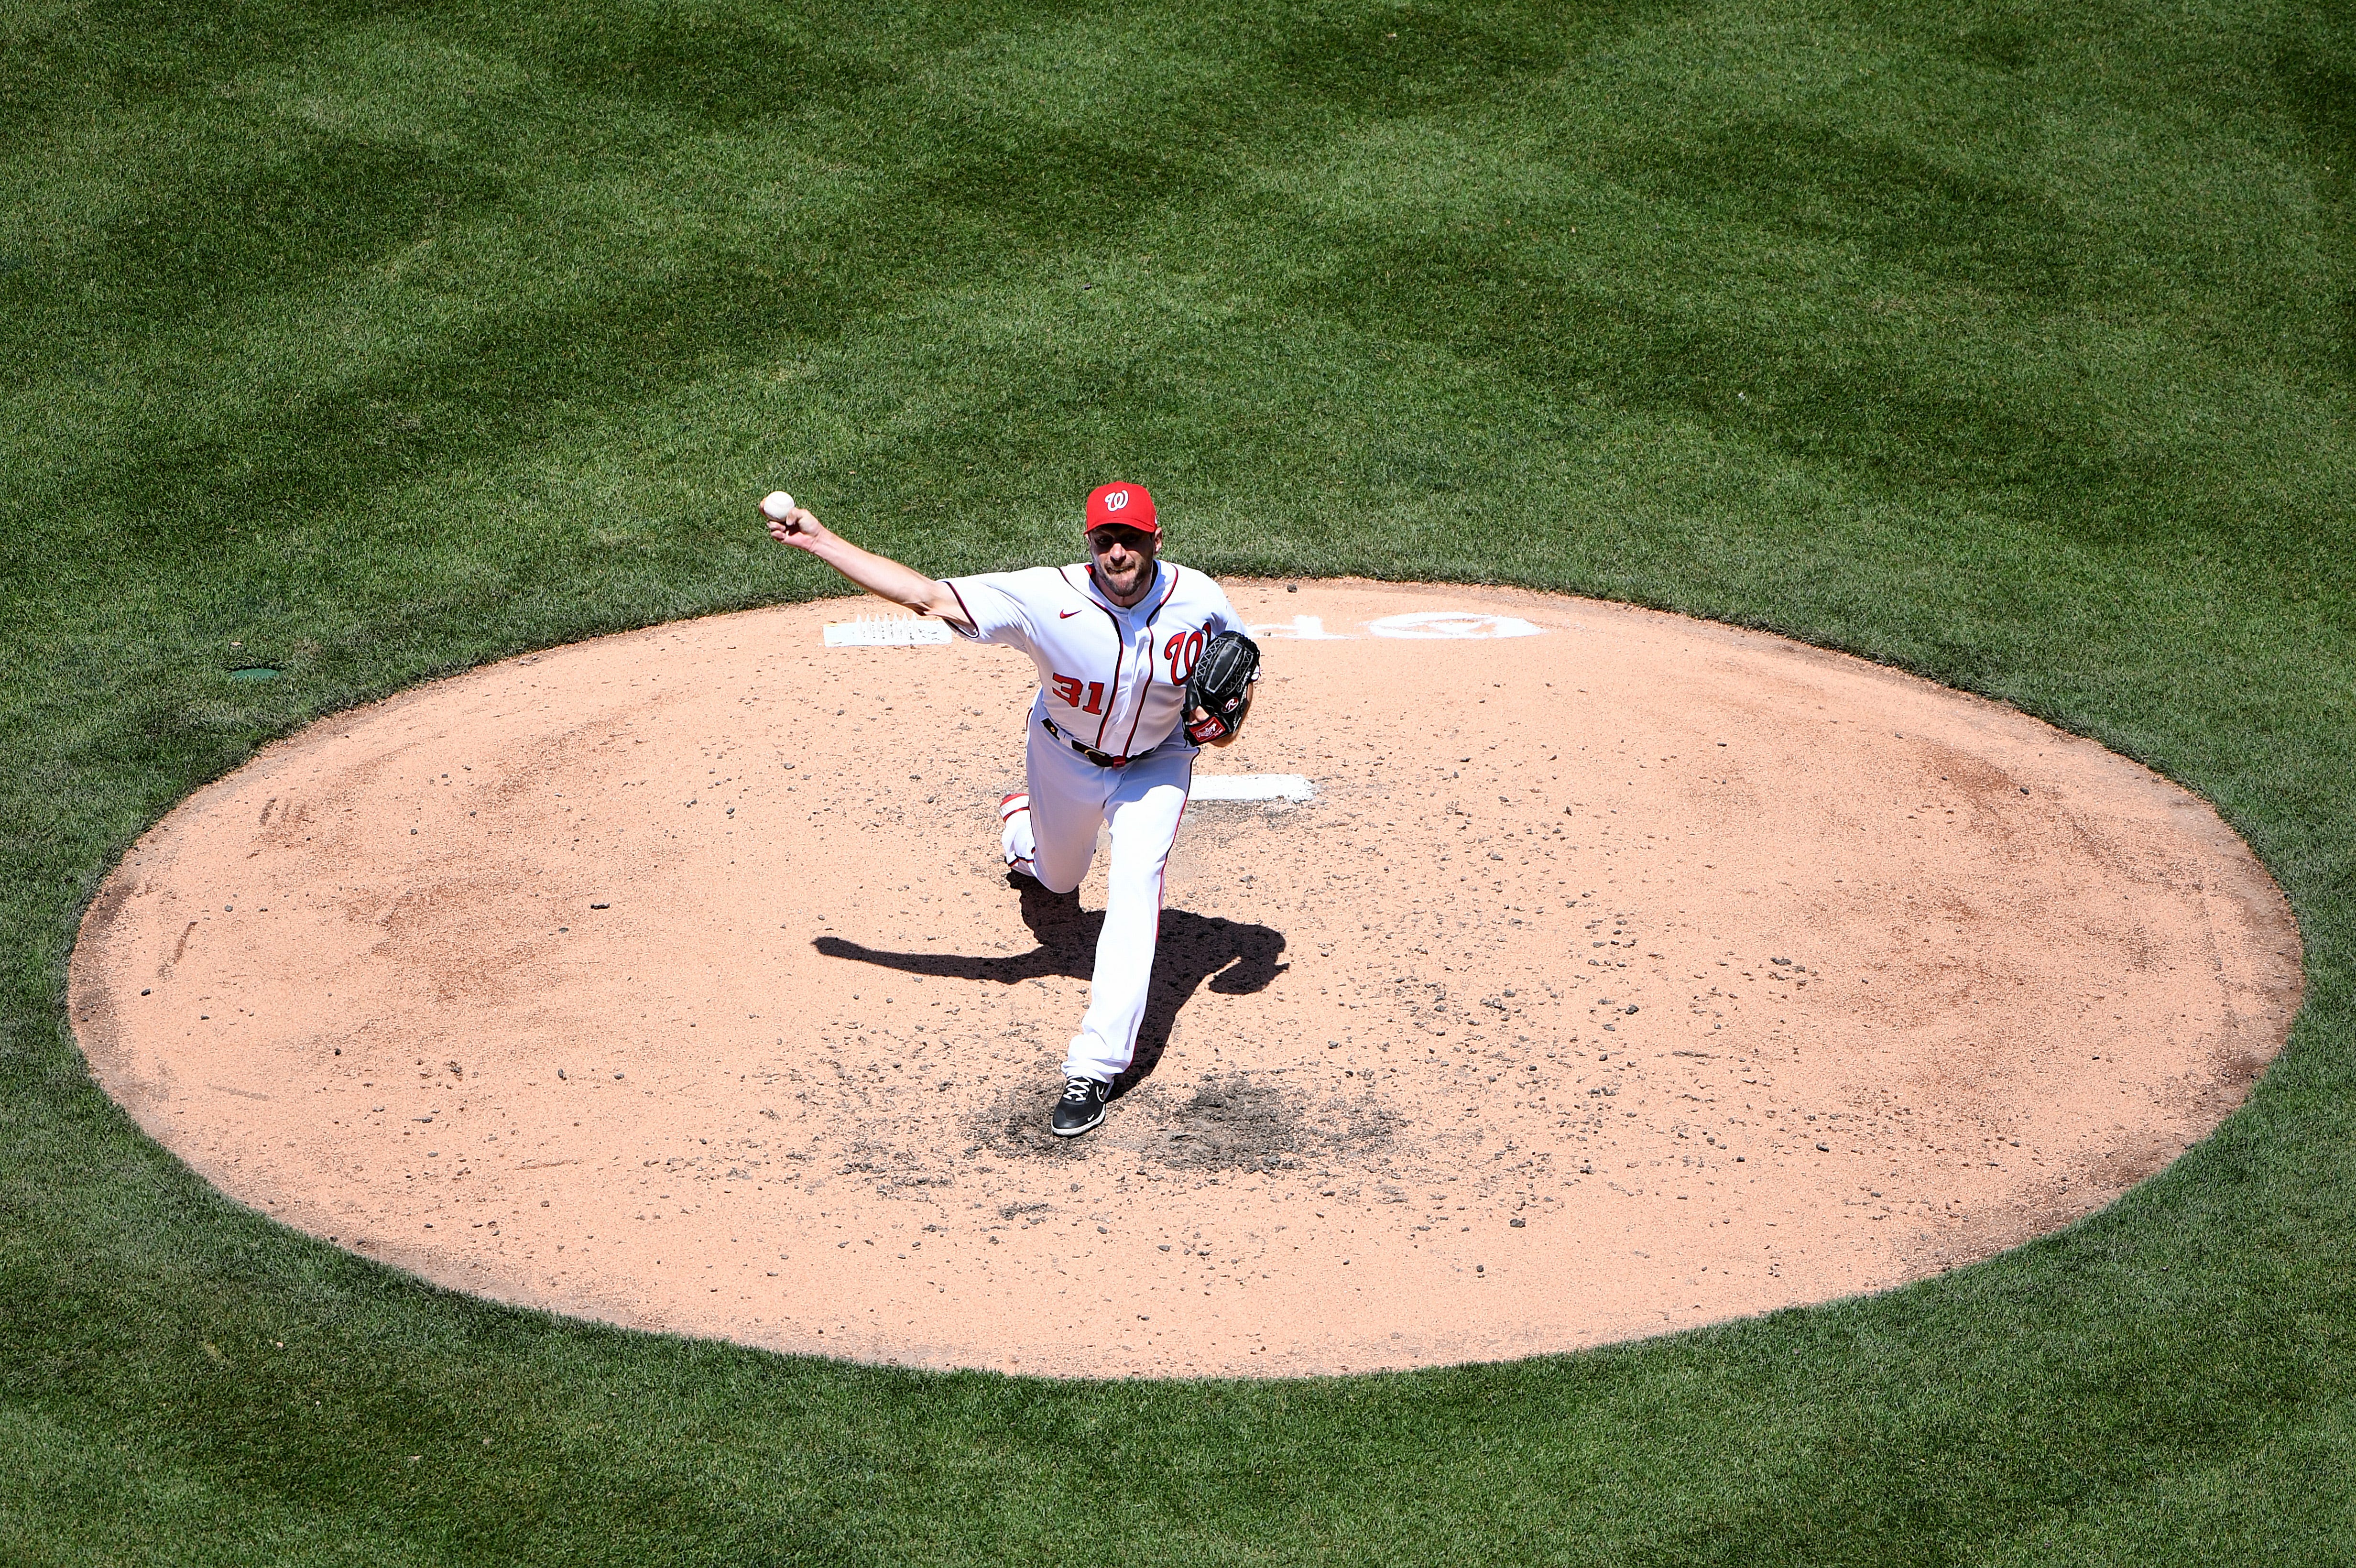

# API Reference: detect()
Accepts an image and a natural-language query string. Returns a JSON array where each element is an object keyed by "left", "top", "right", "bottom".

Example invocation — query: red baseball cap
[{"left": 1084, "top": 482, "right": 1158, "bottom": 535}]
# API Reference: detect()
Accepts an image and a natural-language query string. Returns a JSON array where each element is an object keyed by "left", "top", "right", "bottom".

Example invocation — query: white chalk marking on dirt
[
  {"left": 1365, "top": 610, "right": 1543, "bottom": 639},
  {"left": 815, "top": 606, "right": 1542, "bottom": 647},
  {"left": 1250, "top": 614, "right": 1353, "bottom": 641},
  {"left": 824, "top": 616, "right": 952, "bottom": 647},
  {"left": 1192, "top": 774, "right": 1315, "bottom": 803}
]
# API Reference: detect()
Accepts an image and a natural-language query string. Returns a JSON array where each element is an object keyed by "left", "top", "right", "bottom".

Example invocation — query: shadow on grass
[
  {"left": 2279, "top": 46, "right": 2356, "bottom": 382},
  {"left": 1640, "top": 117, "right": 2081, "bottom": 302},
  {"left": 1287, "top": 202, "right": 2181, "bottom": 544},
  {"left": 1266, "top": 0, "right": 1674, "bottom": 116}
]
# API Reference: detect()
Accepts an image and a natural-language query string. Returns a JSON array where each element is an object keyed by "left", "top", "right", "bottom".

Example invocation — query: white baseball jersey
[{"left": 940, "top": 561, "right": 1240, "bottom": 761}]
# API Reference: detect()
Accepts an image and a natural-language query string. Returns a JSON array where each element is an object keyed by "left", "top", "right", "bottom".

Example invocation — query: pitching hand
[{"left": 761, "top": 493, "right": 829, "bottom": 551}]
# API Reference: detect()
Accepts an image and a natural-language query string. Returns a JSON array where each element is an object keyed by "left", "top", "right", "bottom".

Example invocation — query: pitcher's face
[{"left": 1087, "top": 526, "right": 1159, "bottom": 605}]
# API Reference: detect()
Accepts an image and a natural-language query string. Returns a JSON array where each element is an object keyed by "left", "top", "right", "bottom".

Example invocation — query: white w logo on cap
[{"left": 1104, "top": 490, "right": 1129, "bottom": 511}]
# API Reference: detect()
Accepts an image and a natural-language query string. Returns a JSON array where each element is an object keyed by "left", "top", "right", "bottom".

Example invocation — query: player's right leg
[{"left": 1017, "top": 720, "right": 1102, "bottom": 896}]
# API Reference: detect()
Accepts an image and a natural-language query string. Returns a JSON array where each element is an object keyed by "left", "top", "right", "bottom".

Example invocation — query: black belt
[{"left": 1042, "top": 715, "right": 1132, "bottom": 768}]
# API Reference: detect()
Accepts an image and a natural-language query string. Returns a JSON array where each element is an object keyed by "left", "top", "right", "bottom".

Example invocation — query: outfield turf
[{"left": 5, "top": 0, "right": 2354, "bottom": 1560}]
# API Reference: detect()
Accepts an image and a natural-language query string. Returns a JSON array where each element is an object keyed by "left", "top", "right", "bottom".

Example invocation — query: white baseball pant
[{"left": 1002, "top": 719, "right": 1194, "bottom": 1085}]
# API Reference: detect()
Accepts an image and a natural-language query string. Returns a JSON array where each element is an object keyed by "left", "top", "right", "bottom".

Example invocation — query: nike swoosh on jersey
[{"left": 1059, "top": 609, "right": 1083, "bottom": 618}]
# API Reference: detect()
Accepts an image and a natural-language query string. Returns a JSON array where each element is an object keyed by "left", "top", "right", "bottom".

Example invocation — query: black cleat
[{"left": 1050, "top": 1076, "right": 1111, "bottom": 1137}]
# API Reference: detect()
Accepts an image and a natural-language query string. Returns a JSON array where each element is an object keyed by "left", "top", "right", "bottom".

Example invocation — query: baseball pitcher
[{"left": 765, "top": 482, "right": 1260, "bottom": 1136}]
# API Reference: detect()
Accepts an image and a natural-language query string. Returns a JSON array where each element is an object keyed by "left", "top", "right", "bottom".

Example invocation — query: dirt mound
[{"left": 69, "top": 582, "right": 2301, "bottom": 1376}]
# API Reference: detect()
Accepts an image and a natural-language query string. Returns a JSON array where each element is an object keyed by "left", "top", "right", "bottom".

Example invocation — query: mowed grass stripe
[{"left": 3, "top": 0, "right": 2354, "bottom": 1561}]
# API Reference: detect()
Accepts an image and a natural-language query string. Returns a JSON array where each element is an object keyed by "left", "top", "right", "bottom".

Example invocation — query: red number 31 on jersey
[{"left": 1050, "top": 674, "right": 1106, "bottom": 714}]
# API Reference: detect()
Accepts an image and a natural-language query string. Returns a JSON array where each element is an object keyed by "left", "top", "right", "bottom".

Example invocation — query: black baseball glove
[{"left": 1183, "top": 630, "right": 1261, "bottom": 744}]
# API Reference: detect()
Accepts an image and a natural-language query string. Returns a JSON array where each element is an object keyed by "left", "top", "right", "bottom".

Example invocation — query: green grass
[{"left": 5, "top": 0, "right": 2355, "bottom": 1559}]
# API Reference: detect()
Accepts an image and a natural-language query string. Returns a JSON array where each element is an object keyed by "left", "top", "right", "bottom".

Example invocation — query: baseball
[{"left": 760, "top": 490, "right": 796, "bottom": 522}]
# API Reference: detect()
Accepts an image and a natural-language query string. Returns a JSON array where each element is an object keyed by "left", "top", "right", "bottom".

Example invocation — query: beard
[{"left": 1096, "top": 552, "right": 1155, "bottom": 600}]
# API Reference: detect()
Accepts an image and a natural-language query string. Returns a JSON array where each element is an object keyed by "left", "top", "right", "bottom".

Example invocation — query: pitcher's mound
[{"left": 70, "top": 582, "right": 2300, "bottom": 1377}]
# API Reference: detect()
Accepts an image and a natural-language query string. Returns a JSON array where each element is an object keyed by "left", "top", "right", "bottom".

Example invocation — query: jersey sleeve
[
  {"left": 938, "top": 572, "right": 1034, "bottom": 651},
  {"left": 1202, "top": 579, "right": 1241, "bottom": 638}
]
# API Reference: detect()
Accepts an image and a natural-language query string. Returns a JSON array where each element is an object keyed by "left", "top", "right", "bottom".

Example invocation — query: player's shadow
[{"left": 811, "top": 879, "right": 1287, "bottom": 1097}]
